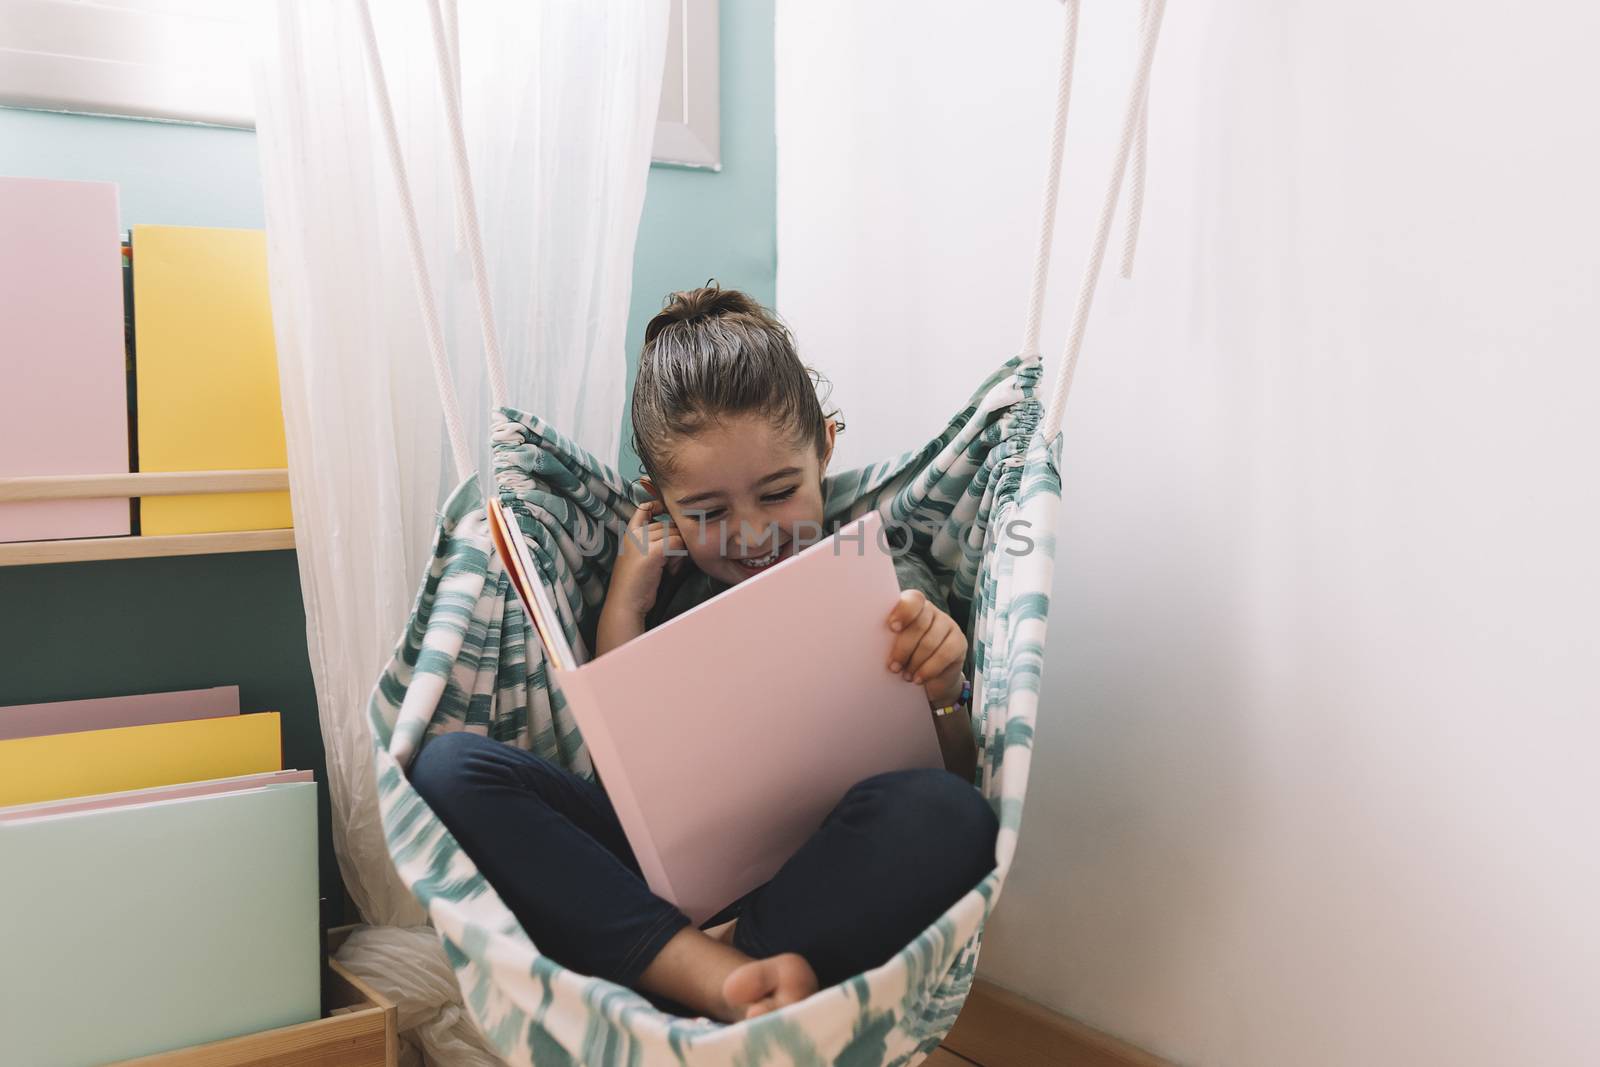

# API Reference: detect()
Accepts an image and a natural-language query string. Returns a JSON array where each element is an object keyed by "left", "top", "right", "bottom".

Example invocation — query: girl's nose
[{"left": 729, "top": 514, "right": 780, "bottom": 554}]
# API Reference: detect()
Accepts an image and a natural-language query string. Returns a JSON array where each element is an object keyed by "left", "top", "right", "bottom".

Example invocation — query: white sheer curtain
[{"left": 251, "top": 3, "right": 667, "bottom": 1063}]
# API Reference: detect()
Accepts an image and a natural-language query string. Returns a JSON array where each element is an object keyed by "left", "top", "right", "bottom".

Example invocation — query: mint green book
[{"left": 0, "top": 782, "right": 320, "bottom": 1066}]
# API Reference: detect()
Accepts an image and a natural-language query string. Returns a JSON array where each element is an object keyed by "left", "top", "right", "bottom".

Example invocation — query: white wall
[{"left": 776, "top": 2, "right": 1600, "bottom": 1065}]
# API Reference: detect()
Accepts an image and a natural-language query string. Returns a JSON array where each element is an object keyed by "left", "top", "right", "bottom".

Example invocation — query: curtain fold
[{"left": 250, "top": 3, "right": 667, "bottom": 1061}]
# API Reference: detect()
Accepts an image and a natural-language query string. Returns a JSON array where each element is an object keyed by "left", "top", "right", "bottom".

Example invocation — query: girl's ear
[
  {"left": 820, "top": 418, "right": 838, "bottom": 473},
  {"left": 640, "top": 475, "right": 661, "bottom": 502}
]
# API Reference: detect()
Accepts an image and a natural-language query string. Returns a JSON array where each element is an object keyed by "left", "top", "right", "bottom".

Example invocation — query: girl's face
[{"left": 645, "top": 413, "right": 836, "bottom": 587}]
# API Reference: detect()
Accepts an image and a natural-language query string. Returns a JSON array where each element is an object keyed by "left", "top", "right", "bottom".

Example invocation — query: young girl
[{"left": 410, "top": 287, "right": 997, "bottom": 1022}]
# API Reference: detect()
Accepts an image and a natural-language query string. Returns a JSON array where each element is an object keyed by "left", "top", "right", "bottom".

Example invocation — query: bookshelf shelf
[
  {"left": 0, "top": 468, "right": 289, "bottom": 503},
  {"left": 0, "top": 469, "right": 294, "bottom": 566}
]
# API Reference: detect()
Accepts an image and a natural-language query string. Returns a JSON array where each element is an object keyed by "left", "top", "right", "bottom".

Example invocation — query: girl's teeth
[{"left": 738, "top": 548, "right": 780, "bottom": 569}]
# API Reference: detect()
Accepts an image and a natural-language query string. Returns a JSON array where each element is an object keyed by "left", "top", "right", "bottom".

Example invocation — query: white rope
[
  {"left": 1041, "top": 0, "right": 1167, "bottom": 446},
  {"left": 425, "top": 0, "right": 511, "bottom": 411},
  {"left": 441, "top": 0, "right": 461, "bottom": 99},
  {"left": 1120, "top": 0, "right": 1155, "bottom": 279},
  {"left": 439, "top": 0, "right": 471, "bottom": 253},
  {"left": 1020, "top": 0, "right": 1081, "bottom": 358},
  {"left": 355, "top": 0, "right": 475, "bottom": 480}
]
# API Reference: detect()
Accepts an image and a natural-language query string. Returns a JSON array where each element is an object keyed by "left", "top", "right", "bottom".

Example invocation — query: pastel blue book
[{"left": 0, "top": 781, "right": 320, "bottom": 1066}]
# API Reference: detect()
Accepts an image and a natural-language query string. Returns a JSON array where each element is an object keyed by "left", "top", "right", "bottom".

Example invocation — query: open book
[
  {"left": 487, "top": 497, "right": 578, "bottom": 670},
  {"left": 489, "top": 501, "right": 942, "bottom": 924}
]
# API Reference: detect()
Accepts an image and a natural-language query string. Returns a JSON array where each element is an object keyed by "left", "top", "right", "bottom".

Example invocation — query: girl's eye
[
  {"left": 763, "top": 487, "right": 797, "bottom": 504},
  {"left": 699, "top": 508, "right": 727, "bottom": 521}
]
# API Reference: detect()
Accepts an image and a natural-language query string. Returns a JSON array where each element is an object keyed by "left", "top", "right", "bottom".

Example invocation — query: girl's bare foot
[
  {"left": 721, "top": 953, "right": 818, "bottom": 1019},
  {"left": 637, "top": 927, "right": 817, "bottom": 1022}
]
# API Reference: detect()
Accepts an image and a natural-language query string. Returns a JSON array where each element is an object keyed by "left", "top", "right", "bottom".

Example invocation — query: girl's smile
[{"left": 732, "top": 542, "right": 786, "bottom": 571}]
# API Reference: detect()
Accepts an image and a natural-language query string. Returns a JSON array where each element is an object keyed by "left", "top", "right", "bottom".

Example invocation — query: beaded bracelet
[{"left": 932, "top": 675, "right": 972, "bottom": 718}]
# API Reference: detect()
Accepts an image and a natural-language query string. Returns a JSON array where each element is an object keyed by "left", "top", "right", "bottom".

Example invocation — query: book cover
[
  {"left": 0, "top": 711, "right": 282, "bottom": 806},
  {"left": 548, "top": 512, "right": 943, "bottom": 924},
  {"left": 0, "top": 768, "right": 312, "bottom": 823},
  {"left": 0, "top": 782, "right": 321, "bottom": 1066},
  {"left": 0, "top": 684, "right": 240, "bottom": 741},
  {"left": 0, "top": 177, "right": 131, "bottom": 543},
  {"left": 130, "top": 225, "right": 291, "bottom": 535}
]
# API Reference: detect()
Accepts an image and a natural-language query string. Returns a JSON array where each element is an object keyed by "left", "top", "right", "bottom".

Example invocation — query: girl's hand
[
  {"left": 608, "top": 499, "right": 687, "bottom": 619},
  {"left": 885, "top": 590, "right": 967, "bottom": 709}
]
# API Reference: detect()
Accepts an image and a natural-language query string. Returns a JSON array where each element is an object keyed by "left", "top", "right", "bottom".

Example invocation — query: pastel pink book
[
  {"left": 0, "top": 177, "right": 131, "bottom": 542},
  {"left": 0, "top": 769, "right": 312, "bottom": 823},
  {"left": 550, "top": 511, "right": 944, "bottom": 924},
  {"left": 0, "top": 685, "right": 240, "bottom": 741}
]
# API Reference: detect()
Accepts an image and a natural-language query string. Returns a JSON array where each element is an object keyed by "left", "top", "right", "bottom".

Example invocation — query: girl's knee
[
  {"left": 848, "top": 768, "right": 998, "bottom": 860},
  {"left": 910, "top": 769, "right": 997, "bottom": 853},
  {"left": 409, "top": 730, "right": 497, "bottom": 805}
]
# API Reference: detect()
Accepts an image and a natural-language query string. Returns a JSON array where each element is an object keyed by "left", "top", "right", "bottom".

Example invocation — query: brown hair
[{"left": 630, "top": 284, "right": 844, "bottom": 484}]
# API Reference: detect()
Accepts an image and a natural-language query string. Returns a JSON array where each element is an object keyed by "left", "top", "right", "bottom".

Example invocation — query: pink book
[
  {"left": 0, "top": 769, "right": 313, "bottom": 823},
  {"left": 0, "top": 685, "right": 240, "bottom": 741},
  {"left": 0, "top": 177, "right": 131, "bottom": 542},
  {"left": 548, "top": 511, "right": 944, "bottom": 924}
]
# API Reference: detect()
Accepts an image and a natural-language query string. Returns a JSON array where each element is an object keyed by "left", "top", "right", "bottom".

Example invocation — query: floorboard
[{"left": 927, "top": 1049, "right": 981, "bottom": 1067}]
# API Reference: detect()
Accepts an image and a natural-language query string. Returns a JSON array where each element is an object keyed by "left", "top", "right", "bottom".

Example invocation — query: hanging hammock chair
[{"left": 353, "top": 0, "right": 1166, "bottom": 1062}]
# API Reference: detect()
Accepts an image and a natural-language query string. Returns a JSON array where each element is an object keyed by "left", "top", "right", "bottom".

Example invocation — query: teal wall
[
  {"left": 0, "top": 108, "right": 263, "bottom": 226},
  {"left": 0, "top": 0, "right": 773, "bottom": 914}
]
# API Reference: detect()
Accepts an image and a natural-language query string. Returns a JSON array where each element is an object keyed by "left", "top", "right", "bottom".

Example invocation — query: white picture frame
[
  {"left": 0, "top": 0, "right": 253, "bottom": 129},
  {"left": 0, "top": 0, "right": 723, "bottom": 172},
  {"left": 652, "top": 0, "right": 721, "bottom": 171}
]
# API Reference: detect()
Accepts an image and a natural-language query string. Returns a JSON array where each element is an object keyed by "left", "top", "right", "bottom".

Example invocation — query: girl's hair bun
[
  {"left": 632, "top": 281, "right": 844, "bottom": 485},
  {"left": 644, "top": 282, "right": 761, "bottom": 345}
]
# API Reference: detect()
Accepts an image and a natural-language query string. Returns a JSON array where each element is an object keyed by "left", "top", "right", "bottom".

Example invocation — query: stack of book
[
  {"left": 0, "top": 174, "right": 291, "bottom": 544},
  {"left": 0, "top": 687, "right": 320, "bottom": 1066}
]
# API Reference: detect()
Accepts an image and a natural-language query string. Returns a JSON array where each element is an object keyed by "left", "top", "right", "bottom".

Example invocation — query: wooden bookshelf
[{"left": 0, "top": 470, "right": 293, "bottom": 566}]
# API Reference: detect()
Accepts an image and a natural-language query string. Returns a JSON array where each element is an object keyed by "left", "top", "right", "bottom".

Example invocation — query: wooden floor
[{"left": 931, "top": 980, "right": 1172, "bottom": 1067}]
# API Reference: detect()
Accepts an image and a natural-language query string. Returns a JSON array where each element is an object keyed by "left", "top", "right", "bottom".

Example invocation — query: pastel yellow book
[
  {"left": 0, "top": 712, "right": 281, "bottom": 806},
  {"left": 132, "top": 225, "right": 292, "bottom": 535}
]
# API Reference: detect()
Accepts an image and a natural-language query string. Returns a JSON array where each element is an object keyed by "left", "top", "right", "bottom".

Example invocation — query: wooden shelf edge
[
  {"left": 0, "top": 529, "right": 295, "bottom": 567},
  {"left": 327, "top": 926, "right": 400, "bottom": 1066},
  {"left": 0, "top": 469, "right": 290, "bottom": 503}
]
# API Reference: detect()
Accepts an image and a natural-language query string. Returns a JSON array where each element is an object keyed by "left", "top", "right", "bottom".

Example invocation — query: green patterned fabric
[{"left": 367, "top": 353, "right": 1061, "bottom": 1065}]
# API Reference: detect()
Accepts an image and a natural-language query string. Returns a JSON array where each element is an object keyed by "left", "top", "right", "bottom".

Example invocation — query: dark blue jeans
[{"left": 409, "top": 731, "right": 997, "bottom": 1004}]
